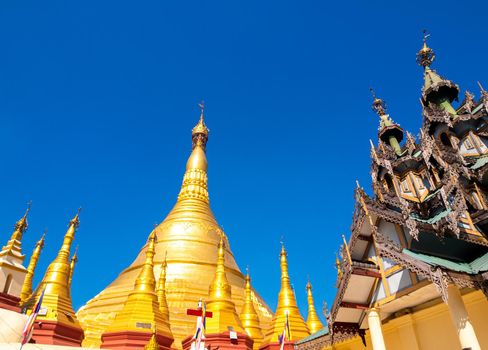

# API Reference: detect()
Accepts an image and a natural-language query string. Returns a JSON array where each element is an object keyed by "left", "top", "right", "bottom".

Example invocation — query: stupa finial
[
  {"left": 370, "top": 87, "right": 387, "bottom": 116},
  {"left": 192, "top": 100, "right": 209, "bottom": 149},
  {"left": 417, "top": 29, "right": 435, "bottom": 68}
]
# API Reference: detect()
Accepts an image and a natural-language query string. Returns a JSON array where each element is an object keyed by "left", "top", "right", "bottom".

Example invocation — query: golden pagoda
[
  {"left": 205, "top": 236, "right": 244, "bottom": 334},
  {"left": 305, "top": 280, "right": 324, "bottom": 334},
  {"left": 26, "top": 210, "right": 84, "bottom": 345},
  {"left": 240, "top": 270, "right": 264, "bottom": 350},
  {"left": 261, "top": 244, "right": 309, "bottom": 348},
  {"left": 101, "top": 231, "right": 173, "bottom": 348},
  {"left": 19, "top": 232, "right": 45, "bottom": 303},
  {"left": 77, "top": 107, "right": 273, "bottom": 349}
]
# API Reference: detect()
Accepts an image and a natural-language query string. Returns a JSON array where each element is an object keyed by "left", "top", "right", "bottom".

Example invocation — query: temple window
[
  {"left": 464, "top": 136, "right": 475, "bottom": 150},
  {"left": 401, "top": 178, "right": 410, "bottom": 193},
  {"left": 460, "top": 132, "right": 488, "bottom": 156}
]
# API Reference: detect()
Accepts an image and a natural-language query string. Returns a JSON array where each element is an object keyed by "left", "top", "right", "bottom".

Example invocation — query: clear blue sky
[{"left": 1, "top": 1, "right": 487, "bottom": 320}]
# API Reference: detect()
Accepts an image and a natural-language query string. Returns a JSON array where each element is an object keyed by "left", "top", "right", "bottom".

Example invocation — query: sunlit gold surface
[
  {"left": 27, "top": 211, "right": 82, "bottom": 330},
  {"left": 20, "top": 233, "right": 45, "bottom": 303},
  {"left": 305, "top": 281, "right": 324, "bottom": 334},
  {"left": 77, "top": 114, "right": 273, "bottom": 349},
  {"left": 68, "top": 246, "right": 78, "bottom": 290},
  {"left": 240, "top": 272, "right": 264, "bottom": 349},
  {"left": 145, "top": 331, "right": 160, "bottom": 350},
  {"left": 261, "top": 245, "right": 309, "bottom": 346},
  {"left": 205, "top": 237, "right": 244, "bottom": 334},
  {"left": 104, "top": 232, "right": 173, "bottom": 341},
  {"left": 157, "top": 255, "right": 170, "bottom": 324}
]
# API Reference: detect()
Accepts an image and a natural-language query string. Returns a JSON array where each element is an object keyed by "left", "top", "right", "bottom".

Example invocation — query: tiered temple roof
[{"left": 296, "top": 33, "right": 488, "bottom": 349}]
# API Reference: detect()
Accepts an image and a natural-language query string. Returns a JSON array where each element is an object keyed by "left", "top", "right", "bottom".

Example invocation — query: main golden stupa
[{"left": 76, "top": 108, "right": 273, "bottom": 348}]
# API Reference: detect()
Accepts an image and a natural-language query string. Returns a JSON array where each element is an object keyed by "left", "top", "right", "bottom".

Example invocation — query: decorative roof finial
[
  {"left": 13, "top": 200, "right": 32, "bottom": 234},
  {"left": 478, "top": 81, "right": 488, "bottom": 97},
  {"left": 198, "top": 100, "right": 205, "bottom": 117},
  {"left": 370, "top": 87, "right": 387, "bottom": 116},
  {"left": 192, "top": 101, "right": 209, "bottom": 149},
  {"left": 416, "top": 29, "right": 435, "bottom": 68}
]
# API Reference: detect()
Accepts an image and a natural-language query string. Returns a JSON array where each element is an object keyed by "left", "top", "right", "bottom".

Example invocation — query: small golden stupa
[{"left": 260, "top": 244, "right": 310, "bottom": 348}]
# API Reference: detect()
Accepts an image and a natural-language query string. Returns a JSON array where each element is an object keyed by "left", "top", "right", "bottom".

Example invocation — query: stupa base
[
  {"left": 101, "top": 330, "right": 174, "bottom": 350},
  {"left": 259, "top": 341, "right": 294, "bottom": 350},
  {"left": 32, "top": 320, "right": 84, "bottom": 346},
  {"left": 182, "top": 332, "right": 253, "bottom": 350}
]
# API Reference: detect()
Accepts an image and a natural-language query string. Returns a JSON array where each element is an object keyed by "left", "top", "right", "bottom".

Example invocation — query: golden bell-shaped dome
[{"left": 77, "top": 111, "right": 273, "bottom": 349}]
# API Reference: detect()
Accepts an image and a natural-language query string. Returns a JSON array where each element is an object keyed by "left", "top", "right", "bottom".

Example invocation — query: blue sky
[{"left": 1, "top": 0, "right": 487, "bottom": 320}]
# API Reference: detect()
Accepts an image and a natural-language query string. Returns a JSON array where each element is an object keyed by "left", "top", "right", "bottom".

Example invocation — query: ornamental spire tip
[
  {"left": 416, "top": 29, "right": 435, "bottom": 68},
  {"left": 192, "top": 101, "right": 209, "bottom": 149},
  {"left": 370, "top": 87, "right": 387, "bottom": 116}
]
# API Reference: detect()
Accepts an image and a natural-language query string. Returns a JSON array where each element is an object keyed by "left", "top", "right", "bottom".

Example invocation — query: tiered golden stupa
[
  {"left": 261, "top": 244, "right": 310, "bottom": 348},
  {"left": 205, "top": 236, "right": 245, "bottom": 334},
  {"left": 240, "top": 271, "right": 264, "bottom": 350},
  {"left": 77, "top": 107, "right": 273, "bottom": 348},
  {"left": 305, "top": 281, "right": 324, "bottom": 334},
  {"left": 19, "top": 232, "right": 45, "bottom": 303}
]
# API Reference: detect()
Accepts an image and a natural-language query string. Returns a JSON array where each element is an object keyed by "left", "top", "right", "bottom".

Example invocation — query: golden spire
[
  {"left": 135, "top": 231, "right": 157, "bottom": 292},
  {"left": 157, "top": 252, "right": 170, "bottom": 323},
  {"left": 26, "top": 209, "right": 82, "bottom": 329},
  {"left": 19, "top": 231, "right": 45, "bottom": 303},
  {"left": 240, "top": 269, "right": 264, "bottom": 349},
  {"left": 0, "top": 203, "right": 31, "bottom": 259},
  {"left": 208, "top": 236, "right": 232, "bottom": 300},
  {"left": 68, "top": 245, "right": 78, "bottom": 289},
  {"left": 305, "top": 280, "right": 324, "bottom": 334},
  {"left": 206, "top": 236, "right": 244, "bottom": 334},
  {"left": 105, "top": 232, "right": 173, "bottom": 340},
  {"left": 261, "top": 244, "right": 310, "bottom": 345},
  {"left": 178, "top": 104, "right": 210, "bottom": 203}
]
